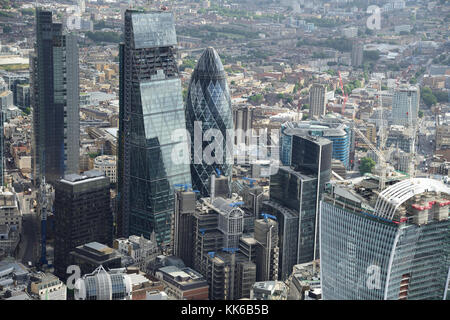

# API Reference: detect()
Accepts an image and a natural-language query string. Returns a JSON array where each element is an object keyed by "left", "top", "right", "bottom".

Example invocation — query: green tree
[
  {"left": 359, "top": 157, "right": 376, "bottom": 175},
  {"left": 418, "top": 110, "right": 424, "bottom": 118}
]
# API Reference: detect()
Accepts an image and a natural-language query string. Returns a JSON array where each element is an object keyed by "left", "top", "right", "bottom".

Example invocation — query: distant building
[
  {"left": 342, "top": 26, "right": 358, "bottom": 38},
  {"left": 391, "top": 85, "right": 420, "bottom": 126},
  {"left": 309, "top": 84, "right": 326, "bottom": 118},
  {"left": 351, "top": 40, "right": 364, "bottom": 67},
  {"left": 385, "top": 125, "right": 414, "bottom": 153}
]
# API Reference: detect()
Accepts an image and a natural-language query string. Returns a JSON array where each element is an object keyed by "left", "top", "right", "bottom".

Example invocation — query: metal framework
[{"left": 374, "top": 178, "right": 450, "bottom": 220}]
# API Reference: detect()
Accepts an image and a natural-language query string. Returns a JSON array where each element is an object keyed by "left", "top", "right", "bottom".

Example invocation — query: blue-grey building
[
  {"left": 320, "top": 178, "right": 450, "bottom": 300},
  {"left": 117, "top": 10, "right": 191, "bottom": 244},
  {"left": 185, "top": 47, "right": 233, "bottom": 197},
  {"left": 31, "top": 8, "right": 80, "bottom": 185},
  {"left": 280, "top": 120, "right": 351, "bottom": 169}
]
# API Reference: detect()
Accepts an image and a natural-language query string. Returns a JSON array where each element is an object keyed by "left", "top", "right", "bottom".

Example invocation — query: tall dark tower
[
  {"left": 185, "top": 47, "right": 234, "bottom": 197},
  {"left": 117, "top": 10, "right": 191, "bottom": 245},
  {"left": 31, "top": 8, "right": 79, "bottom": 185},
  {"left": 53, "top": 171, "right": 113, "bottom": 280}
]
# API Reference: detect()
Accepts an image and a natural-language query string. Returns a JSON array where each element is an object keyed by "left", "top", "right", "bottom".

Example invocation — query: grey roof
[{"left": 131, "top": 11, "right": 177, "bottom": 49}]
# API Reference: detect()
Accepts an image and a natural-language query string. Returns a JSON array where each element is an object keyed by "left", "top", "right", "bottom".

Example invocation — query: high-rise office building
[
  {"left": 117, "top": 10, "right": 191, "bottom": 243},
  {"left": 392, "top": 85, "right": 420, "bottom": 126},
  {"left": 351, "top": 40, "right": 364, "bottom": 67},
  {"left": 263, "top": 134, "right": 332, "bottom": 279},
  {"left": 185, "top": 47, "right": 234, "bottom": 197},
  {"left": 254, "top": 218, "right": 279, "bottom": 281},
  {"left": 31, "top": 9, "right": 79, "bottom": 185},
  {"left": 309, "top": 84, "right": 327, "bottom": 118},
  {"left": 280, "top": 120, "right": 351, "bottom": 168},
  {"left": 53, "top": 170, "right": 113, "bottom": 279},
  {"left": 171, "top": 189, "right": 196, "bottom": 267},
  {"left": 320, "top": 178, "right": 450, "bottom": 300},
  {"left": 263, "top": 167, "right": 317, "bottom": 280}
]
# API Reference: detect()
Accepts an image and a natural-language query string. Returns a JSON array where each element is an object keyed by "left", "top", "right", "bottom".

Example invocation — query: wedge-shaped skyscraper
[
  {"left": 117, "top": 10, "right": 191, "bottom": 244},
  {"left": 185, "top": 47, "right": 234, "bottom": 197}
]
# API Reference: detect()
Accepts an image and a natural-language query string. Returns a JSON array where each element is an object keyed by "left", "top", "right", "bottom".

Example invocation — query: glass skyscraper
[
  {"left": 263, "top": 166, "right": 317, "bottom": 280},
  {"left": 320, "top": 178, "right": 450, "bottom": 300},
  {"left": 31, "top": 8, "right": 80, "bottom": 185},
  {"left": 117, "top": 10, "right": 191, "bottom": 245},
  {"left": 392, "top": 85, "right": 420, "bottom": 126},
  {"left": 185, "top": 47, "right": 233, "bottom": 197},
  {"left": 281, "top": 120, "right": 350, "bottom": 168}
]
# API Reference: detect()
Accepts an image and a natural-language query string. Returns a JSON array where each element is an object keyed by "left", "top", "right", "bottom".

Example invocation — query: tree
[
  {"left": 421, "top": 87, "right": 437, "bottom": 107},
  {"left": 418, "top": 110, "right": 424, "bottom": 118},
  {"left": 359, "top": 157, "right": 376, "bottom": 175}
]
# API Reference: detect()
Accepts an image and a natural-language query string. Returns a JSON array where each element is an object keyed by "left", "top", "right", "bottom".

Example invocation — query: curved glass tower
[
  {"left": 320, "top": 178, "right": 450, "bottom": 300},
  {"left": 185, "top": 47, "right": 233, "bottom": 197}
]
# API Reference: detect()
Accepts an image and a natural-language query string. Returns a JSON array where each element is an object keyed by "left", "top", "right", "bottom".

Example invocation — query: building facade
[
  {"left": 320, "top": 178, "right": 450, "bottom": 300},
  {"left": 117, "top": 10, "right": 191, "bottom": 243},
  {"left": 31, "top": 9, "right": 79, "bottom": 185},
  {"left": 309, "top": 84, "right": 326, "bottom": 118},
  {"left": 391, "top": 85, "right": 420, "bottom": 127},
  {"left": 281, "top": 120, "right": 351, "bottom": 168},
  {"left": 185, "top": 47, "right": 234, "bottom": 197},
  {"left": 53, "top": 171, "right": 113, "bottom": 279}
]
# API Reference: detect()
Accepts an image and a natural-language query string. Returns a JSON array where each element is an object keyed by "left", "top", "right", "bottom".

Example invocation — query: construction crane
[
  {"left": 38, "top": 176, "right": 48, "bottom": 266},
  {"left": 353, "top": 125, "right": 387, "bottom": 190},
  {"left": 338, "top": 71, "right": 348, "bottom": 114},
  {"left": 407, "top": 95, "right": 417, "bottom": 178}
]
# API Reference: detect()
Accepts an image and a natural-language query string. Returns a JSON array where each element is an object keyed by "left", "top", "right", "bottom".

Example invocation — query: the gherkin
[{"left": 185, "top": 47, "right": 234, "bottom": 197}]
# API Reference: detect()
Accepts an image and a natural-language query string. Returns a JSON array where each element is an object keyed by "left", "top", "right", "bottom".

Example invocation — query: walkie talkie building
[
  {"left": 320, "top": 178, "right": 450, "bottom": 300},
  {"left": 117, "top": 10, "right": 191, "bottom": 244},
  {"left": 185, "top": 47, "right": 233, "bottom": 197}
]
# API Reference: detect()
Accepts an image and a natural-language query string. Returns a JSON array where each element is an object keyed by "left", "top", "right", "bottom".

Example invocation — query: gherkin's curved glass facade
[{"left": 185, "top": 47, "right": 234, "bottom": 197}]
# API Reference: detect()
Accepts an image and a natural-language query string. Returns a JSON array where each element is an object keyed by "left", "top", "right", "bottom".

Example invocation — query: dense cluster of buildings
[{"left": 0, "top": 0, "right": 448, "bottom": 301}]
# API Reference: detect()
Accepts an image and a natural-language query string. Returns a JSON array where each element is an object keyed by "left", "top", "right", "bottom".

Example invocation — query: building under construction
[{"left": 320, "top": 177, "right": 450, "bottom": 300}]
